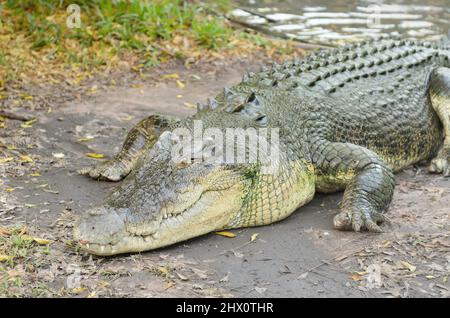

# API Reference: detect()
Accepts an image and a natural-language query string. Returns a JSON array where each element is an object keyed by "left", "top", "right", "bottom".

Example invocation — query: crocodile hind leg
[
  {"left": 313, "top": 141, "right": 395, "bottom": 232},
  {"left": 428, "top": 67, "right": 450, "bottom": 176},
  {"left": 79, "top": 114, "right": 177, "bottom": 181}
]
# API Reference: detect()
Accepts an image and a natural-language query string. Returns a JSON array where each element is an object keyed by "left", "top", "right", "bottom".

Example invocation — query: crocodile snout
[{"left": 74, "top": 206, "right": 127, "bottom": 248}]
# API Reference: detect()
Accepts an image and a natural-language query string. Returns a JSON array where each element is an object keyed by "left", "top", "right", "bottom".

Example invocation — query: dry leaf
[
  {"left": 87, "top": 291, "right": 97, "bottom": 298},
  {"left": 19, "top": 155, "right": 33, "bottom": 163},
  {"left": 77, "top": 136, "right": 95, "bottom": 142},
  {"left": 165, "top": 282, "right": 175, "bottom": 290},
  {"left": 33, "top": 237, "right": 51, "bottom": 245},
  {"left": 176, "top": 80, "right": 185, "bottom": 88},
  {"left": 19, "top": 226, "right": 27, "bottom": 236},
  {"left": 0, "top": 254, "right": 12, "bottom": 262},
  {"left": 72, "top": 287, "right": 87, "bottom": 294},
  {"left": 250, "top": 233, "right": 259, "bottom": 242},
  {"left": 215, "top": 231, "right": 236, "bottom": 238},
  {"left": 0, "top": 157, "right": 14, "bottom": 164},
  {"left": 255, "top": 287, "right": 267, "bottom": 294},
  {"left": 355, "top": 271, "right": 368, "bottom": 275},
  {"left": 162, "top": 73, "right": 180, "bottom": 79},
  {"left": 20, "top": 118, "right": 37, "bottom": 129},
  {"left": 298, "top": 272, "right": 308, "bottom": 280},
  {"left": 0, "top": 228, "right": 11, "bottom": 236},
  {"left": 351, "top": 274, "right": 363, "bottom": 281},
  {"left": 43, "top": 189, "right": 59, "bottom": 194},
  {"left": 401, "top": 261, "right": 416, "bottom": 272},
  {"left": 176, "top": 272, "right": 189, "bottom": 281},
  {"left": 21, "top": 235, "right": 34, "bottom": 241},
  {"left": 183, "top": 102, "right": 196, "bottom": 109},
  {"left": 158, "top": 266, "right": 169, "bottom": 275},
  {"left": 52, "top": 153, "right": 65, "bottom": 159},
  {"left": 86, "top": 153, "right": 105, "bottom": 159}
]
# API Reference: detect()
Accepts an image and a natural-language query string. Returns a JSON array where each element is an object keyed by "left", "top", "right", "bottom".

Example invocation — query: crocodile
[{"left": 74, "top": 37, "right": 450, "bottom": 256}]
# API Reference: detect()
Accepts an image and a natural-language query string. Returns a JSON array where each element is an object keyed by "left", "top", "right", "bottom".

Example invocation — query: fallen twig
[
  {"left": 296, "top": 239, "right": 367, "bottom": 279},
  {"left": 0, "top": 109, "right": 35, "bottom": 121}
]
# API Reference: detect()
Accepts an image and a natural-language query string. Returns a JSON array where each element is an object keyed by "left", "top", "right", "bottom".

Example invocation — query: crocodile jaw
[{"left": 73, "top": 183, "right": 245, "bottom": 256}]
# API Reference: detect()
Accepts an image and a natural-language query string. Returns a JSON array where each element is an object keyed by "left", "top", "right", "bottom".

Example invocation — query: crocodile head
[
  {"left": 73, "top": 89, "right": 316, "bottom": 256},
  {"left": 73, "top": 124, "right": 279, "bottom": 256}
]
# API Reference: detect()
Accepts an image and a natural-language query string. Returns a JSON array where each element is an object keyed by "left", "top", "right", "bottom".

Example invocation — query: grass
[
  {"left": 3, "top": 0, "right": 230, "bottom": 47},
  {"left": 0, "top": 226, "right": 54, "bottom": 297},
  {"left": 0, "top": 0, "right": 292, "bottom": 88}
]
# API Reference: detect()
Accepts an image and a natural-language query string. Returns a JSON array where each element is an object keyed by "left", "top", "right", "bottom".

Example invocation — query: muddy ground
[{"left": 1, "top": 57, "right": 449, "bottom": 298}]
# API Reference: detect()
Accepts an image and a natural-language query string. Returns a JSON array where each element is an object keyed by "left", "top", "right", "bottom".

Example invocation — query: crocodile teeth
[{"left": 86, "top": 243, "right": 90, "bottom": 249}]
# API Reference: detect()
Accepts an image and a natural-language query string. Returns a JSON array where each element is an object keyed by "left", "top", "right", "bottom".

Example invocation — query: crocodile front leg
[
  {"left": 429, "top": 67, "right": 450, "bottom": 176},
  {"left": 80, "top": 114, "right": 178, "bottom": 181},
  {"left": 312, "top": 141, "right": 395, "bottom": 232}
]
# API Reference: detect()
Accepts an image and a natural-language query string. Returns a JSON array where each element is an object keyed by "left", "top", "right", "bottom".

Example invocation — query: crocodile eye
[{"left": 247, "top": 93, "right": 261, "bottom": 107}]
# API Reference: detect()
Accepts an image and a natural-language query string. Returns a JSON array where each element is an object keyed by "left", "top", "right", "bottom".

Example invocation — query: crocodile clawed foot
[
  {"left": 333, "top": 210, "right": 389, "bottom": 233},
  {"left": 428, "top": 149, "right": 450, "bottom": 177},
  {"left": 78, "top": 161, "right": 127, "bottom": 182}
]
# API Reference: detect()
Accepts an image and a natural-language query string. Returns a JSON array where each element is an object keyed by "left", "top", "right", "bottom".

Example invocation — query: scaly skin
[{"left": 74, "top": 37, "right": 450, "bottom": 256}]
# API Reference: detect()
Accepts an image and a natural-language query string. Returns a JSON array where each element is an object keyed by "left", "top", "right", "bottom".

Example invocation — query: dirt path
[{"left": 1, "top": 59, "right": 449, "bottom": 297}]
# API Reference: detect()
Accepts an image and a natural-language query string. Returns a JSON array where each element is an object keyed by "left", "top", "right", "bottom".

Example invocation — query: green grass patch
[
  {"left": 0, "top": 226, "right": 55, "bottom": 297},
  {"left": 0, "top": 0, "right": 303, "bottom": 90},
  {"left": 0, "top": 0, "right": 236, "bottom": 82},
  {"left": 3, "top": 0, "right": 233, "bottom": 50}
]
